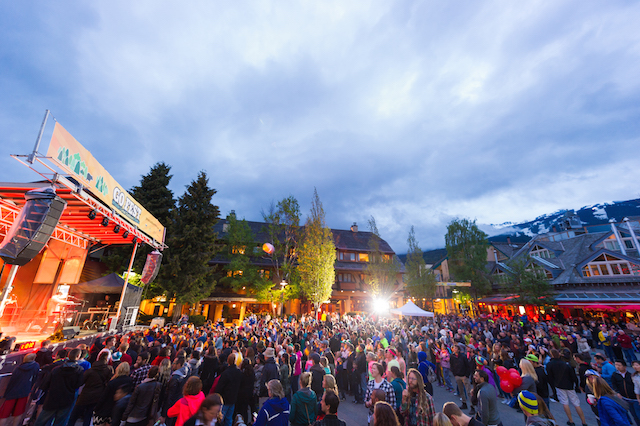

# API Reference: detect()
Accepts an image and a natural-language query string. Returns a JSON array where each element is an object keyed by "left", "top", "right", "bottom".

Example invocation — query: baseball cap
[
  {"left": 584, "top": 369, "right": 600, "bottom": 377},
  {"left": 525, "top": 354, "right": 539, "bottom": 363}
]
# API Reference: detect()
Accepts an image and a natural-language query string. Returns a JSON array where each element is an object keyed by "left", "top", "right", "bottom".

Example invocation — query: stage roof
[{"left": 0, "top": 177, "right": 164, "bottom": 249}]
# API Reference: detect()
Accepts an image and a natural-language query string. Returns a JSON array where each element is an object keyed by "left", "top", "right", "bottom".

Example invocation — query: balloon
[
  {"left": 509, "top": 372, "right": 523, "bottom": 387},
  {"left": 496, "top": 366, "right": 508, "bottom": 378},
  {"left": 500, "top": 380, "right": 514, "bottom": 393},
  {"left": 262, "top": 243, "right": 275, "bottom": 255},
  {"left": 508, "top": 368, "right": 518, "bottom": 375}
]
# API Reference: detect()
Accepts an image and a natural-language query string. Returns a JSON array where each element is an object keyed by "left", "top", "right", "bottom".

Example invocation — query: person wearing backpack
[{"left": 417, "top": 351, "right": 435, "bottom": 396}]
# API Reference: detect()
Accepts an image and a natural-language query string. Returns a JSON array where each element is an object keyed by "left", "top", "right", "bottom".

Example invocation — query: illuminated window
[
  {"left": 232, "top": 246, "right": 246, "bottom": 254},
  {"left": 582, "top": 254, "right": 635, "bottom": 277},
  {"left": 359, "top": 253, "right": 369, "bottom": 262},
  {"left": 259, "top": 269, "right": 270, "bottom": 279}
]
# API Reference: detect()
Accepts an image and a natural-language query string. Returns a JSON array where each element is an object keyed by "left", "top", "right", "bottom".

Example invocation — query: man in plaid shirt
[
  {"left": 130, "top": 352, "right": 152, "bottom": 387},
  {"left": 365, "top": 363, "right": 396, "bottom": 425},
  {"left": 401, "top": 369, "right": 436, "bottom": 426}
]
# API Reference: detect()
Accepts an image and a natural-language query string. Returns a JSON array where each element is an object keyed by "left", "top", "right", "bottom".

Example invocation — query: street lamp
[{"left": 280, "top": 280, "right": 287, "bottom": 317}]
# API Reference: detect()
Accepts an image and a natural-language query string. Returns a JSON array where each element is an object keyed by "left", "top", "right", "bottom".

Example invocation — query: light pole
[{"left": 280, "top": 280, "right": 288, "bottom": 317}]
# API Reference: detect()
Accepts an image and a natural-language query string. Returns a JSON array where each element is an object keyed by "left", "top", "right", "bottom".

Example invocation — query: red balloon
[
  {"left": 509, "top": 372, "right": 523, "bottom": 387},
  {"left": 508, "top": 368, "right": 518, "bottom": 376},
  {"left": 500, "top": 380, "right": 514, "bottom": 393},
  {"left": 496, "top": 366, "right": 508, "bottom": 378}
]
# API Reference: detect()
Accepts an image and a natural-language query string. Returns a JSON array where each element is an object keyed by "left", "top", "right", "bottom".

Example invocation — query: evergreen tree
[
  {"left": 405, "top": 226, "right": 437, "bottom": 302},
  {"left": 162, "top": 171, "right": 219, "bottom": 319},
  {"left": 445, "top": 218, "right": 490, "bottom": 295},
  {"left": 365, "top": 216, "right": 401, "bottom": 297},
  {"left": 297, "top": 189, "right": 335, "bottom": 311},
  {"left": 261, "top": 196, "right": 302, "bottom": 303}
]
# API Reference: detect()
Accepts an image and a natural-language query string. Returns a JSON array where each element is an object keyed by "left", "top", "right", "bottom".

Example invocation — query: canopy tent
[
  {"left": 72, "top": 273, "right": 126, "bottom": 294},
  {"left": 390, "top": 300, "right": 434, "bottom": 317}
]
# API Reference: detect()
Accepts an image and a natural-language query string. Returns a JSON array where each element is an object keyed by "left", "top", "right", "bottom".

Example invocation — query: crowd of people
[{"left": 0, "top": 310, "right": 639, "bottom": 426}]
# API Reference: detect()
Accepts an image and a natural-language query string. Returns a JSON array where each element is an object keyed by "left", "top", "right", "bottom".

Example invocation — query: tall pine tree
[
  {"left": 162, "top": 171, "right": 219, "bottom": 319},
  {"left": 297, "top": 189, "right": 335, "bottom": 311},
  {"left": 405, "top": 226, "right": 437, "bottom": 304}
]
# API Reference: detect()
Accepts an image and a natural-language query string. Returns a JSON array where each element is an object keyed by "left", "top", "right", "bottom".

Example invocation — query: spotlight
[
  {"left": 122, "top": 231, "right": 129, "bottom": 238},
  {"left": 101, "top": 217, "right": 109, "bottom": 227},
  {"left": 132, "top": 236, "right": 138, "bottom": 244},
  {"left": 88, "top": 210, "right": 97, "bottom": 220},
  {"left": 113, "top": 225, "right": 121, "bottom": 234}
]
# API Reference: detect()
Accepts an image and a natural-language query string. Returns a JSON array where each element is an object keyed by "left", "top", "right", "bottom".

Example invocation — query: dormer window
[
  {"left": 339, "top": 252, "right": 356, "bottom": 261},
  {"left": 530, "top": 245, "right": 553, "bottom": 259},
  {"left": 603, "top": 236, "right": 620, "bottom": 251},
  {"left": 582, "top": 254, "right": 636, "bottom": 277}
]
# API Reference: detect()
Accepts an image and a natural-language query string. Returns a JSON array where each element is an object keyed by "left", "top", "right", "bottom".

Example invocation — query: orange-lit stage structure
[{"left": 0, "top": 111, "right": 165, "bottom": 351}]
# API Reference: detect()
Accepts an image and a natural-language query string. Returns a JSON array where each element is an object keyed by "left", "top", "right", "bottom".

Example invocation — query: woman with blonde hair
[
  {"left": 92, "top": 362, "right": 133, "bottom": 426},
  {"left": 254, "top": 380, "right": 290, "bottom": 426},
  {"left": 290, "top": 372, "right": 317, "bottom": 426},
  {"left": 322, "top": 374, "right": 339, "bottom": 396},
  {"left": 513, "top": 359, "right": 538, "bottom": 395},
  {"left": 432, "top": 412, "right": 453, "bottom": 426},
  {"left": 591, "top": 376, "right": 632, "bottom": 426}
]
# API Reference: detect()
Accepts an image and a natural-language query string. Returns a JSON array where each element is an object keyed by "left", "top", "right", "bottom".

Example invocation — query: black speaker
[
  {"left": 62, "top": 326, "right": 80, "bottom": 340},
  {"left": 140, "top": 250, "right": 163, "bottom": 284},
  {"left": 0, "top": 188, "right": 66, "bottom": 266}
]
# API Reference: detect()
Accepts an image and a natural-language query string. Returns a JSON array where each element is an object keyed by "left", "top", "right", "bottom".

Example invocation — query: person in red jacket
[
  {"left": 167, "top": 377, "right": 205, "bottom": 426},
  {"left": 616, "top": 329, "right": 636, "bottom": 366}
]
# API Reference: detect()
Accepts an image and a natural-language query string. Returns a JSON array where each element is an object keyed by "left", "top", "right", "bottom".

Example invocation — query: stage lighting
[
  {"left": 113, "top": 225, "right": 120, "bottom": 234},
  {"left": 101, "top": 217, "right": 109, "bottom": 227},
  {"left": 372, "top": 298, "right": 390, "bottom": 314},
  {"left": 88, "top": 210, "right": 97, "bottom": 220},
  {"left": 122, "top": 231, "right": 129, "bottom": 238},
  {"left": 132, "top": 236, "right": 138, "bottom": 244}
]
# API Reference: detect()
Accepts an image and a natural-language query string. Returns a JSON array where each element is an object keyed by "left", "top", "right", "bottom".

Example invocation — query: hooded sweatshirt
[
  {"left": 167, "top": 392, "right": 206, "bottom": 426},
  {"left": 254, "top": 396, "right": 290, "bottom": 426},
  {"left": 42, "top": 360, "right": 84, "bottom": 410},
  {"left": 4, "top": 360, "right": 40, "bottom": 399},
  {"left": 290, "top": 388, "right": 317, "bottom": 426}
]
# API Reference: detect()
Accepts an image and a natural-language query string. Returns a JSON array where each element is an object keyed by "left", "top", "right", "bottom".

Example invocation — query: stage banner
[{"left": 46, "top": 123, "right": 165, "bottom": 243}]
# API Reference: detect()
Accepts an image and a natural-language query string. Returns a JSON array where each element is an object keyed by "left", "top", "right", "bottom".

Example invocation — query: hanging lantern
[{"left": 262, "top": 242, "right": 275, "bottom": 255}]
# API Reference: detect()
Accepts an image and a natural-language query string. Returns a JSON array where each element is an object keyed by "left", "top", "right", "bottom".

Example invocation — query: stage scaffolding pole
[
  {"left": 115, "top": 242, "right": 138, "bottom": 329},
  {"left": 0, "top": 264, "right": 19, "bottom": 317}
]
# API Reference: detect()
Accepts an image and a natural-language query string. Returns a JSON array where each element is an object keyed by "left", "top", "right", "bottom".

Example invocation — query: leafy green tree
[
  {"left": 297, "top": 189, "right": 335, "bottom": 311},
  {"left": 261, "top": 196, "right": 302, "bottom": 303},
  {"left": 162, "top": 171, "right": 220, "bottom": 319},
  {"left": 495, "top": 258, "right": 555, "bottom": 305},
  {"left": 220, "top": 213, "right": 272, "bottom": 296},
  {"left": 405, "top": 226, "right": 437, "bottom": 301},
  {"left": 445, "top": 218, "right": 490, "bottom": 295},
  {"left": 365, "top": 216, "right": 401, "bottom": 298}
]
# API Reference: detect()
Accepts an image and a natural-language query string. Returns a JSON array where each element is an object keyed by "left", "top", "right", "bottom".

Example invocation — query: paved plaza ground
[{"left": 335, "top": 382, "right": 599, "bottom": 426}]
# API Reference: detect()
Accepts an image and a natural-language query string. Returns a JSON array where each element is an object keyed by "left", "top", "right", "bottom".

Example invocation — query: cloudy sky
[{"left": 2, "top": 1, "right": 640, "bottom": 253}]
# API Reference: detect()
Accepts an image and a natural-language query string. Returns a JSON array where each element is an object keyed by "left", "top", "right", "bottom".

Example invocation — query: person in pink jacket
[{"left": 167, "top": 377, "right": 206, "bottom": 426}]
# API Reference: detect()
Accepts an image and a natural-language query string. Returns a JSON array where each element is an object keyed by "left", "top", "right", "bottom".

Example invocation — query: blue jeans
[
  {"left": 34, "top": 406, "right": 74, "bottom": 426},
  {"left": 360, "top": 372, "right": 367, "bottom": 400},
  {"left": 442, "top": 367, "right": 454, "bottom": 391},
  {"left": 623, "top": 348, "right": 636, "bottom": 365},
  {"left": 66, "top": 403, "right": 96, "bottom": 426},
  {"left": 222, "top": 404, "right": 235, "bottom": 426},
  {"left": 604, "top": 345, "right": 616, "bottom": 361},
  {"left": 629, "top": 399, "right": 640, "bottom": 426}
]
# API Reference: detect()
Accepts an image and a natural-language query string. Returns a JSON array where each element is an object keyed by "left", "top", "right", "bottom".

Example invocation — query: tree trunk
[{"left": 172, "top": 302, "right": 183, "bottom": 322}]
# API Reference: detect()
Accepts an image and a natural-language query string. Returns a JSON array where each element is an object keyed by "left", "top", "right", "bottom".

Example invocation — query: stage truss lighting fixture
[
  {"left": 122, "top": 231, "right": 129, "bottom": 238},
  {"left": 88, "top": 210, "right": 97, "bottom": 220},
  {"left": 101, "top": 217, "right": 109, "bottom": 227},
  {"left": 113, "top": 225, "right": 121, "bottom": 234}
]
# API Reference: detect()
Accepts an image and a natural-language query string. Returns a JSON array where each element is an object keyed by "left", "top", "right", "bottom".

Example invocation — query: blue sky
[{"left": 2, "top": 1, "right": 640, "bottom": 253}]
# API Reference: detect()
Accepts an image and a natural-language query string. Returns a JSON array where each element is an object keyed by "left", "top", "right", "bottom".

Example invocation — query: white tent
[{"left": 390, "top": 300, "right": 434, "bottom": 317}]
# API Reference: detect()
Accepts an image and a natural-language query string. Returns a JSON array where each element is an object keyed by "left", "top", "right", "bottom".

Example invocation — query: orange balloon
[{"left": 262, "top": 243, "right": 275, "bottom": 255}]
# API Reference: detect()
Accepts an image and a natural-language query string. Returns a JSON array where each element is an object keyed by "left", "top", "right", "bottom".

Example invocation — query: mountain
[{"left": 486, "top": 198, "right": 640, "bottom": 240}]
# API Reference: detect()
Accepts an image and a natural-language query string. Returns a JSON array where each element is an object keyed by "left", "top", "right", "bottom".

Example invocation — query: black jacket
[
  {"left": 313, "top": 414, "right": 346, "bottom": 426},
  {"left": 612, "top": 370, "right": 635, "bottom": 399},
  {"left": 94, "top": 375, "right": 134, "bottom": 417},
  {"left": 262, "top": 358, "right": 280, "bottom": 393},
  {"left": 546, "top": 358, "right": 577, "bottom": 391},
  {"left": 355, "top": 353, "right": 366, "bottom": 375},
  {"left": 77, "top": 360, "right": 113, "bottom": 406},
  {"left": 42, "top": 360, "right": 84, "bottom": 410},
  {"left": 450, "top": 353, "right": 470, "bottom": 378},
  {"left": 123, "top": 379, "right": 161, "bottom": 421},
  {"left": 216, "top": 364, "right": 243, "bottom": 405},
  {"left": 534, "top": 365, "right": 550, "bottom": 398},
  {"left": 310, "top": 364, "right": 325, "bottom": 402}
]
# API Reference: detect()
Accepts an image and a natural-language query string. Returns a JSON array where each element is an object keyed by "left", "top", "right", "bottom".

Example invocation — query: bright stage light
[{"left": 372, "top": 298, "right": 389, "bottom": 313}]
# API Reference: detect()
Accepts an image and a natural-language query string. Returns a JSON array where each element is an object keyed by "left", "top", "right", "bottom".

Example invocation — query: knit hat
[
  {"left": 518, "top": 390, "right": 538, "bottom": 415},
  {"left": 584, "top": 369, "right": 600, "bottom": 377},
  {"left": 474, "top": 356, "right": 486, "bottom": 366},
  {"left": 525, "top": 354, "right": 539, "bottom": 363}
]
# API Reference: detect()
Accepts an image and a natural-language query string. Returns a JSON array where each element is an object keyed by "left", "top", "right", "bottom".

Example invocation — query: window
[
  {"left": 232, "top": 246, "right": 245, "bottom": 254},
  {"left": 227, "top": 270, "right": 243, "bottom": 277},
  {"left": 338, "top": 273, "right": 354, "bottom": 282},
  {"left": 603, "top": 240, "right": 620, "bottom": 251},
  {"left": 530, "top": 245, "right": 553, "bottom": 258},
  {"left": 359, "top": 253, "right": 369, "bottom": 262},
  {"left": 339, "top": 252, "right": 356, "bottom": 261},
  {"left": 582, "top": 253, "right": 636, "bottom": 277},
  {"left": 259, "top": 269, "right": 270, "bottom": 279}
]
